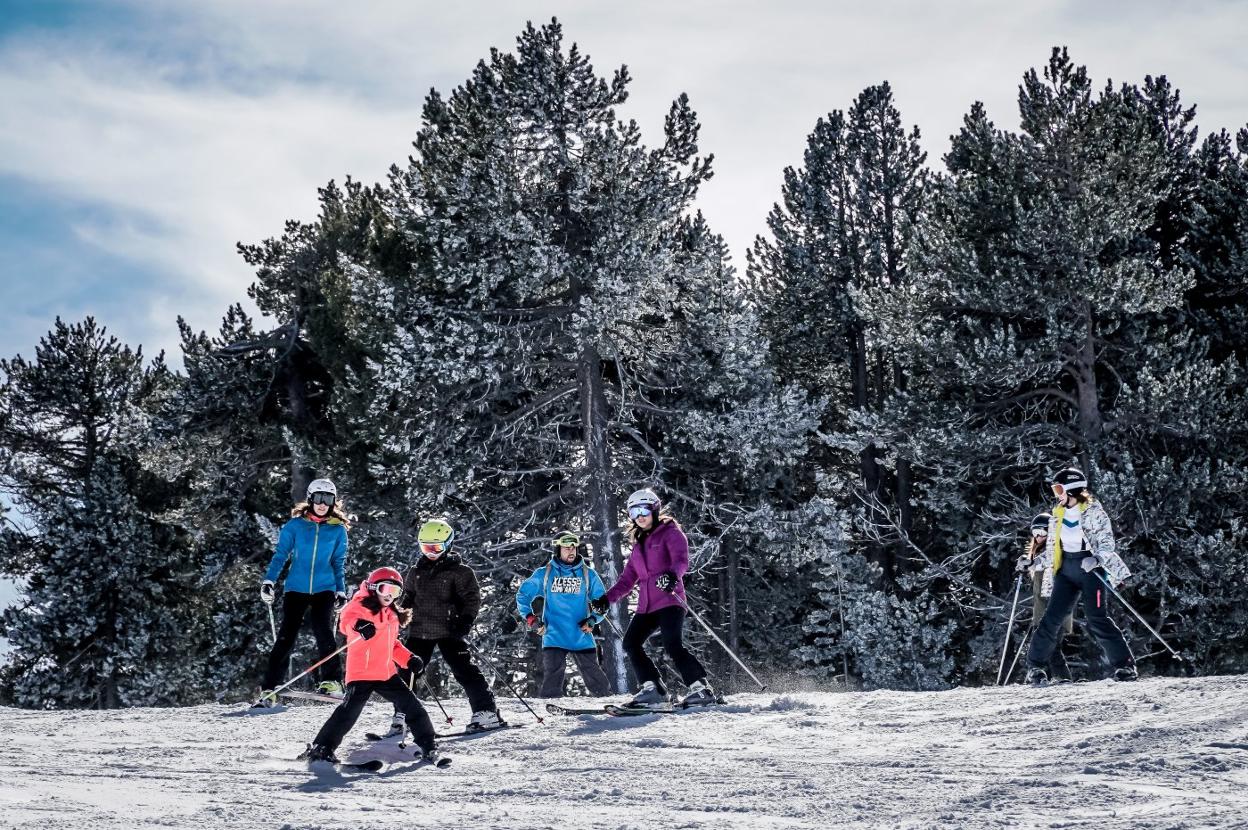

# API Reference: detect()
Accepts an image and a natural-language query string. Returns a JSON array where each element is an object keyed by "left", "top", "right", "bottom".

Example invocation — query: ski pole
[
  {"left": 263, "top": 636, "right": 360, "bottom": 702},
  {"left": 1003, "top": 628, "right": 1031, "bottom": 686},
  {"left": 462, "top": 639, "right": 544, "bottom": 724},
  {"left": 679, "top": 598, "right": 767, "bottom": 691},
  {"left": 1094, "top": 573, "right": 1188, "bottom": 663},
  {"left": 417, "top": 672, "right": 453, "bottom": 725},
  {"left": 266, "top": 604, "right": 277, "bottom": 645},
  {"left": 996, "top": 574, "right": 1023, "bottom": 686}
]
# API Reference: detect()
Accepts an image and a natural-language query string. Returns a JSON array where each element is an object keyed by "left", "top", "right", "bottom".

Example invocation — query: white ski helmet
[
  {"left": 626, "top": 488, "right": 660, "bottom": 510},
  {"left": 306, "top": 479, "right": 338, "bottom": 501}
]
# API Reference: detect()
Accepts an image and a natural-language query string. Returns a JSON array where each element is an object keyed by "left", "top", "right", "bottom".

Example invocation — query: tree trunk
[
  {"left": 579, "top": 343, "right": 627, "bottom": 692},
  {"left": 1073, "top": 301, "right": 1103, "bottom": 483},
  {"left": 852, "top": 326, "right": 886, "bottom": 575}
]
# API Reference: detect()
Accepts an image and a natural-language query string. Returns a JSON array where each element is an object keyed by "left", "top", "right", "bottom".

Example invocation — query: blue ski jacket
[
  {"left": 516, "top": 553, "right": 606, "bottom": 651},
  {"left": 263, "top": 514, "right": 348, "bottom": 595}
]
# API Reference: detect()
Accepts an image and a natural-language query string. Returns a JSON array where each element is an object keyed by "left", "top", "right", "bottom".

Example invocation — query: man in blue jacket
[{"left": 516, "top": 532, "right": 612, "bottom": 697}]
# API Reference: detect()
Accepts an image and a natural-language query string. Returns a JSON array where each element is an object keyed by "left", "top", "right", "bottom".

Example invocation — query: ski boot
[
  {"left": 466, "top": 709, "right": 505, "bottom": 733},
  {"left": 1025, "top": 667, "right": 1048, "bottom": 687},
  {"left": 251, "top": 689, "right": 279, "bottom": 708},
  {"left": 297, "top": 743, "right": 340, "bottom": 765},
  {"left": 384, "top": 713, "right": 406, "bottom": 739},
  {"left": 316, "top": 680, "right": 344, "bottom": 698},
  {"left": 679, "top": 679, "right": 717, "bottom": 708},
  {"left": 626, "top": 681, "right": 667, "bottom": 708},
  {"left": 1113, "top": 664, "right": 1138, "bottom": 682}
]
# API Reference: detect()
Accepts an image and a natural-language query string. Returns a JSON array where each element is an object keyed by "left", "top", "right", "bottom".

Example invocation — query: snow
[{"left": 1, "top": 675, "right": 1245, "bottom": 829}]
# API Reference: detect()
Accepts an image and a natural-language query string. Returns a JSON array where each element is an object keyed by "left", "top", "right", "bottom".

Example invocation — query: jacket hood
[{"left": 547, "top": 551, "right": 584, "bottom": 569}]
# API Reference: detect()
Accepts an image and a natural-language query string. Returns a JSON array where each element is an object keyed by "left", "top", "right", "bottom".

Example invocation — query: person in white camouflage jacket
[{"left": 1026, "top": 467, "right": 1137, "bottom": 685}]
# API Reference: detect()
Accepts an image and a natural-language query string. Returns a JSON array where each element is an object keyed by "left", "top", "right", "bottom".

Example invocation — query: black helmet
[
  {"left": 1052, "top": 467, "right": 1088, "bottom": 498},
  {"left": 1031, "top": 512, "right": 1051, "bottom": 536}
]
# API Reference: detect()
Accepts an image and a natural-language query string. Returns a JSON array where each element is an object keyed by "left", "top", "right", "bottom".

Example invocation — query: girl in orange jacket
[{"left": 299, "top": 567, "right": 440, "bottom": 765}]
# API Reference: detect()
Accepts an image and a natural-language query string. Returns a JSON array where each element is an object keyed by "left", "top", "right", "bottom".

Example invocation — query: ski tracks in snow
[{"left": 0, "top": 676, "right": 1245, "bottom": 828}]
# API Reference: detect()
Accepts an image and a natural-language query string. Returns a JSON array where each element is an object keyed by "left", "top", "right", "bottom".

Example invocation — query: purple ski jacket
[{"left": 606, "top": 518, "right": 689, "bottom": 614}]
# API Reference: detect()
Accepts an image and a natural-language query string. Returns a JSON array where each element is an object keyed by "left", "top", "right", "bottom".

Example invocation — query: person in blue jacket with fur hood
[
  {"left": 516, "top": 531, "right": 612, "bottom": 697},
  {"left": 255, "top": 478, "right": 350, "bottom": 705}
]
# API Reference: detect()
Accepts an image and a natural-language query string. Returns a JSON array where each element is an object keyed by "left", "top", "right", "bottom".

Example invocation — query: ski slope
[{"left": 1, "top": 675, "right": 1245, "bottom": 829}]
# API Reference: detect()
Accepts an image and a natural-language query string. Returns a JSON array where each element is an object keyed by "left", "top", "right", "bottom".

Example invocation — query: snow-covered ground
[{"left": 1, "top": 675, "right": 1245, "bottom": 829}]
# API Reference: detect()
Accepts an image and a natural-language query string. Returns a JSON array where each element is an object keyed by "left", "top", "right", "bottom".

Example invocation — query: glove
[
  {"left": 353, "top": 619, "right": 377, "bottom": 640},
  {"left": 260, "top": 581, "right": 275, "bottom": 605},
  {"left": 1015, "top": 554, "right": 1032, "bottom": 574},
  {"left": 406, "top": 654, "right": 425, "bottom": 675},
  {"left": 655, "top": 572, "right": 677, "bottom": 593},
  {"left": 1081, "top": 557, "right": 1103, "bottom": 574},
  {"left": 525, "top": 613, "right": 542, "bottom": 629},
  {"left": 530, "top": 596, "right": 545, "bottom": 617},
  {"left": 578, "top": 617, "right": 596, "bottom": 634},
  {"left": 334, "top": 591, "right": 347, "bottom": 611},
  {"left": 589, "top": 595, "right": 609, "bottom": 615}
]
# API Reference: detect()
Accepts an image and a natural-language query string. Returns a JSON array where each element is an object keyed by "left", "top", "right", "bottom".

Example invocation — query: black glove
[
  {"left": 334, "top": 591, "right": 347, "bottom": 611},
  {"left": 353, "top": 619, "right": 377, "bottom": 640},
  {"left": 578, "top": 617, "right": 597, "bottom": 633},
  {"left": 655, "top": 571, "right": 677, "bottom": 593},
  {"left": 407, "top": 654, "right": 425, "bottom": 675},
  {"left": 589, "top": 595, "right": 609, "bottom": 615},
  {"left": 530, "top": 596, "right": 545, "bottom": 617}
]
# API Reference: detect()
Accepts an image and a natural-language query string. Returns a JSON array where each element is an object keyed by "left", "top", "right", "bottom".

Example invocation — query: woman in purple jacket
[{"left": 594, "top": 488, "right": 715, "bottom": 708}]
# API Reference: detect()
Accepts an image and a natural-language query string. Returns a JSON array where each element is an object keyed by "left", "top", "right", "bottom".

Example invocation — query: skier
[
  {"left": 1026, "top": 468, "right": 1136, "bottom": 685},
  {"left": 1018, "top": 512, "right": 1073, "bottom": 683},
  {"left": 256, "top": 479, "right": 349, "bottom": 705},
  {"left": 594, "top": 488, "right": 716, "bottom": 708},
  {"left": 378, "top": 518, "right": 503, "bottom": 737},
  {"left": 516, "top": 531, "right": 612, "bottom": 698},
  {"left": 298, "top": 566, "right": 441, "bottom": 766}
]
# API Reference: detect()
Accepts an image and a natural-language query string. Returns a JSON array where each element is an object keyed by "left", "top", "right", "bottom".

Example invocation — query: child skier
[
  {"left": 1026, "top": 468, "right": 1136, "bottom": 684},
  {"left": 595, "top": 488, "right": 716, "bottom": 708},
  {"left": 378, "top": 518, "right": 503, "bottom": 737},
  {"left": 298, "top": 566, "right": 441, "bottom": 766},
  {"left": 516, "top": 531, "right": 612, "bottom": 697},
  {"left": 256, "top": 479, "right": 349, "bottom": 705}
]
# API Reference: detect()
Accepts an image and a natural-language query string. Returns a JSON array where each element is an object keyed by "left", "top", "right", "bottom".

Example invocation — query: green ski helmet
[
  {"left": 418, "top": 518, "right": 454, "bottom": 559},
  {"left": 552, "top": 531, "right": 580, "bottom": 550}
]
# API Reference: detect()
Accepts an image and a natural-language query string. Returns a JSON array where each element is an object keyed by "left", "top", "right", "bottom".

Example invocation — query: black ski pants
[
  {"left": 1028, "top": 552, "right": 1134, "bottom": 673},
  {"left": 396, "top": 636, "right": 497, "bottom": 714},
  {"left": 262, "top": 590, "right": 340, "bottom": 690},
  {"left": 313, "top": 675, "right": 436, "bottom": 753},
  {"left": 1031, "top": 579, "right": 1073, "bottom": 681},
  {"left": 540, "top": 647, "right": 612, "bottom": 697},
  {"left": 622, "top": 605, "right": 707, "bottom": 691}
]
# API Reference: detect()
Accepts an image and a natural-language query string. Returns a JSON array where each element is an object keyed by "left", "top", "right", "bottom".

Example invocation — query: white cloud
[{"left": 2, "top": 0, "right": 1246, "bottom": 357}]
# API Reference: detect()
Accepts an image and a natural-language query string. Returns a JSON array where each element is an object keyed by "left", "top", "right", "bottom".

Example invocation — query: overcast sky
[{"left": 2, "top": 0, "right": 1247, "bottom": 365}]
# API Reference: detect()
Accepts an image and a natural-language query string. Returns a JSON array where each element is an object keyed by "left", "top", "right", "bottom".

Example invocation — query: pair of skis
[
  {"left": 546, "top": 698, "right": 724, "bottom": 718},
  {"left": 311, "top": 751, "right": 452, "bottom": 774},
  {"left": 363, "top": 722, "right": 523, "bottom": 743}
]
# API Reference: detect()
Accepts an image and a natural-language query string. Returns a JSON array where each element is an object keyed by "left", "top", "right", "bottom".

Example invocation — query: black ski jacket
[{"left": 398, "top": 553, "right": 481, "bottom": 640}]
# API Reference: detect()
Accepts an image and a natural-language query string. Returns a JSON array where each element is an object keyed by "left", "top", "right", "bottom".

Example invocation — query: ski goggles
[
  {"left": 554, "top": 534, "right": 580, "bottom": 548},
  {"left": 627, "top": 505, "right": 655, "bottom": 520},
  {"left": 309, "top": 492, "right": 336, "bottom": 506},
  {"left": 1050, "top": 480, "right": 1086, "bottom": 499},
  {"left": 420, "top": 541, "right": 448, "bottom": 555},
  {"left": 372, "top": 581, "right": 402, "bottom": 598},
  {"left": 1031, "top": 527, "right": 1048, "bottom": 538}
]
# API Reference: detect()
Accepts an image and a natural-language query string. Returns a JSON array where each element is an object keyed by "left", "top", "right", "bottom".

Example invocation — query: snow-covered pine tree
[
  {"left": 747, "top": 83, "right": 939, "bottom": 687},
  {"left": 856, "top": 49, "right": 1246, "bottom": 678},
  {"left": 0, "top": 318, "right": 198, "bottom": 707},
  {"left": 333, "top": 19, "right": 814, "bottom": 690}
]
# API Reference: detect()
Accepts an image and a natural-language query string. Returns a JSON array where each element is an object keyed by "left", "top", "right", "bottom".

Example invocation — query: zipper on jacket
[{"left": 309, "top": 523, "right": 321, "bottom": 593}]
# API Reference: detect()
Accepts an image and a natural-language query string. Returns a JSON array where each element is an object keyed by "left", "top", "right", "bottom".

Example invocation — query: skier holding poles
[
  {"left": 516, "top": 531, "right": 612, "bottom": 698},
  {"left": 297, "top": 566, "right": 443, "bottom": 768},
  {"left": 255, "top": 479, "right": 349, "bottom": 706},
  {"left": 1025, "top": 468, "right": 1136, "bottom": 685},
  {"left": 376, "top": 518, "right": 504, "bottom": 738},
  {"left": 595, "top": 488, "right": 717, "bottom": 708}
]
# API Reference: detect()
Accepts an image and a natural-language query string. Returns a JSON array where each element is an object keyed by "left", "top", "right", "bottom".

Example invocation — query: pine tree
[{"left": 0, "top": 318, "right": 197, "bottom": 707}]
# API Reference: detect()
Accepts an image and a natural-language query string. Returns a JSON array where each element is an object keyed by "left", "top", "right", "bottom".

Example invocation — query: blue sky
[{"left": 1, "top": 0, "right": 1247, "bottom": 368}]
